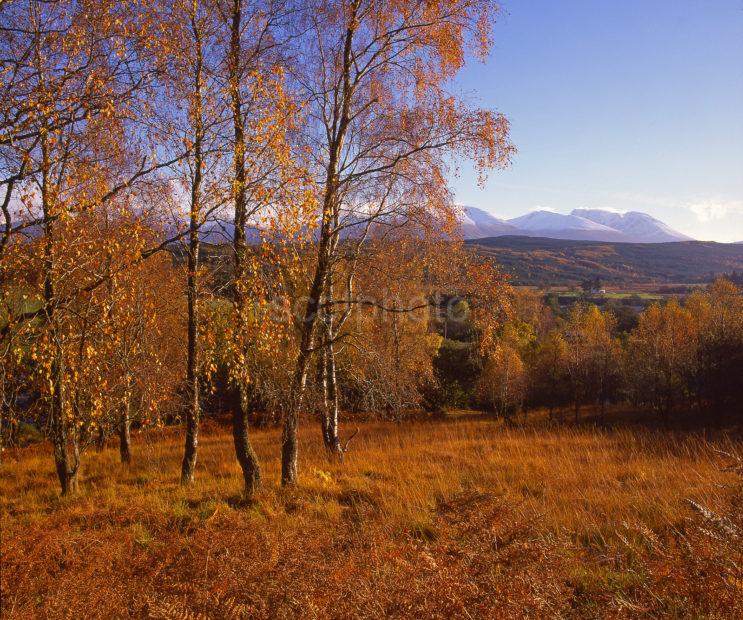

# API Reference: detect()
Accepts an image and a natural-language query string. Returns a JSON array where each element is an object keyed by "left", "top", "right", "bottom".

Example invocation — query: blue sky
[{"left": 452, "top": 0, "right": 743, "bottom": 242}]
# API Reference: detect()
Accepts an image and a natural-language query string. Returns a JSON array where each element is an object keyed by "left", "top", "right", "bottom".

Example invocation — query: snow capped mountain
[
  {"left": 502, "top": 210, "right": 628, "bottom": 241},
  {"left": 459, "top": 207, "right": 696, "bottom": 243},
  {"left": 459, "top": 206, "right": 518, "bottom": 238},
  {"left": 508, "top": 210, "right": 609, "bottom": 232},
  {"left": 571, "top": 209, "right": 692, "bottom": 242}
]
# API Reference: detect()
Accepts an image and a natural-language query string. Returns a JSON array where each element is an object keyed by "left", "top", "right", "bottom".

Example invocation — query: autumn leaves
[{"left": 0, "top": 0, "right": 513, "bottom": 494}]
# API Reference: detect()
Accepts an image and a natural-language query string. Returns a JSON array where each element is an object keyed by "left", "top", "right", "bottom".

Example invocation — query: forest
[{"left": 1, "top": 1, "right": 742, "bottom": 617}]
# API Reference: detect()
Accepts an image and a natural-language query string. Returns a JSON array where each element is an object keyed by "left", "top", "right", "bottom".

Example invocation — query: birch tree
[{"left": 280, "top": 0, "right": 514, "bottom": 484}]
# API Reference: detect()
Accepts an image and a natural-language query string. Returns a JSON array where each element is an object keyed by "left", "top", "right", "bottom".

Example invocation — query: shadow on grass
[{"left": 225, "top": 494, "right": 259, "bottom": 510}]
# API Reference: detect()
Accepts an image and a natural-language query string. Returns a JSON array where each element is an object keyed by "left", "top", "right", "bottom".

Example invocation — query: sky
[{"left": 451, "top": 0, "right": 743, "bottom": 242}]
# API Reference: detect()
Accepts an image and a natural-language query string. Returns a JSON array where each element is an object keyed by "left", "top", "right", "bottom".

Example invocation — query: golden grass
[{"left": 2, "top": 415, "right": 742, "bottom": 618}]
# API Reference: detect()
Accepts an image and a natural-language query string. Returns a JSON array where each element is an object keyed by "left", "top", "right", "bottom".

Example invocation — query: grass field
[{"left": 2, "top": 415, "right": 742, "bottom": 618}]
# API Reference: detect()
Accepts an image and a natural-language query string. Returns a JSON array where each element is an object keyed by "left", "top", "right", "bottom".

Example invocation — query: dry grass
[{"left": 1, "top": 414, "right": 742, "bottom": 618}]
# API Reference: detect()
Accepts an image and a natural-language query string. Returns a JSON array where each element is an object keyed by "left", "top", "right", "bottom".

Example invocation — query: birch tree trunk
[
  {"left": 228, "top": 0, "right": 261, "bottom": 496},
  {"left": 320, "top": 274, "right": 342, "bottom": 455},
  {"left": 40, "top": 130, "right": 78, "bottom": 495},
  {"left": 180, "top": 5, "right": 205, "bottom": 486},
  {"left": 119, "top": 381, "right": 132, "bottom": 465}
]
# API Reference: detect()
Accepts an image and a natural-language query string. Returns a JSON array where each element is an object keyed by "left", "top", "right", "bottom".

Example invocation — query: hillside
[
  {"left": 468, "top": 236, "right": 743, "bottom": 286},
  {"left": 174, "top": 238, "right": 743, "bottom": 289}
]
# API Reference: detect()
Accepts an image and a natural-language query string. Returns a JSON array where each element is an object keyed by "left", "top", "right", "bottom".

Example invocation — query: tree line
[
  {"left": 465, "top": 279, "right": 743, "bottom": 425},
  {"left": 0, "top": 0, "right": 514, "bottom": 494}
]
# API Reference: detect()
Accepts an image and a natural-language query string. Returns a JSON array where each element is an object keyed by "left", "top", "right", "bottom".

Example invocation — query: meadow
[{"left": 2, "top": 414, "right": 742, "bottom": 618}]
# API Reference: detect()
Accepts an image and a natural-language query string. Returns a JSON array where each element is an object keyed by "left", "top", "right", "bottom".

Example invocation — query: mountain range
[
  {"left": 166, "top": 206, "right": 700, "bottom": 245},
  {"left": 460, "top": 207, "right": 693, "bottom": 243}
]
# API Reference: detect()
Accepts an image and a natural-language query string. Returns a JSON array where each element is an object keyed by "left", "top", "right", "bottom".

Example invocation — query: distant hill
[
  {"left": 460, "top": 207, "right": 691, "bottom": 243},
  {"left": 468, "top": 236, "right": 743, "bottom": 286}
]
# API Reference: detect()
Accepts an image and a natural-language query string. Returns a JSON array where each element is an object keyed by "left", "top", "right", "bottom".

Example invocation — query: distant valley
[{"left": 468, "top": 236, "right": 743, "bottom": 287}]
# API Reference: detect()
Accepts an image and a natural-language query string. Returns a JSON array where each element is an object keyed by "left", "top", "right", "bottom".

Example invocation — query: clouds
[{"left": 688, "top": 200, "right": 743, "bottom": 223}]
